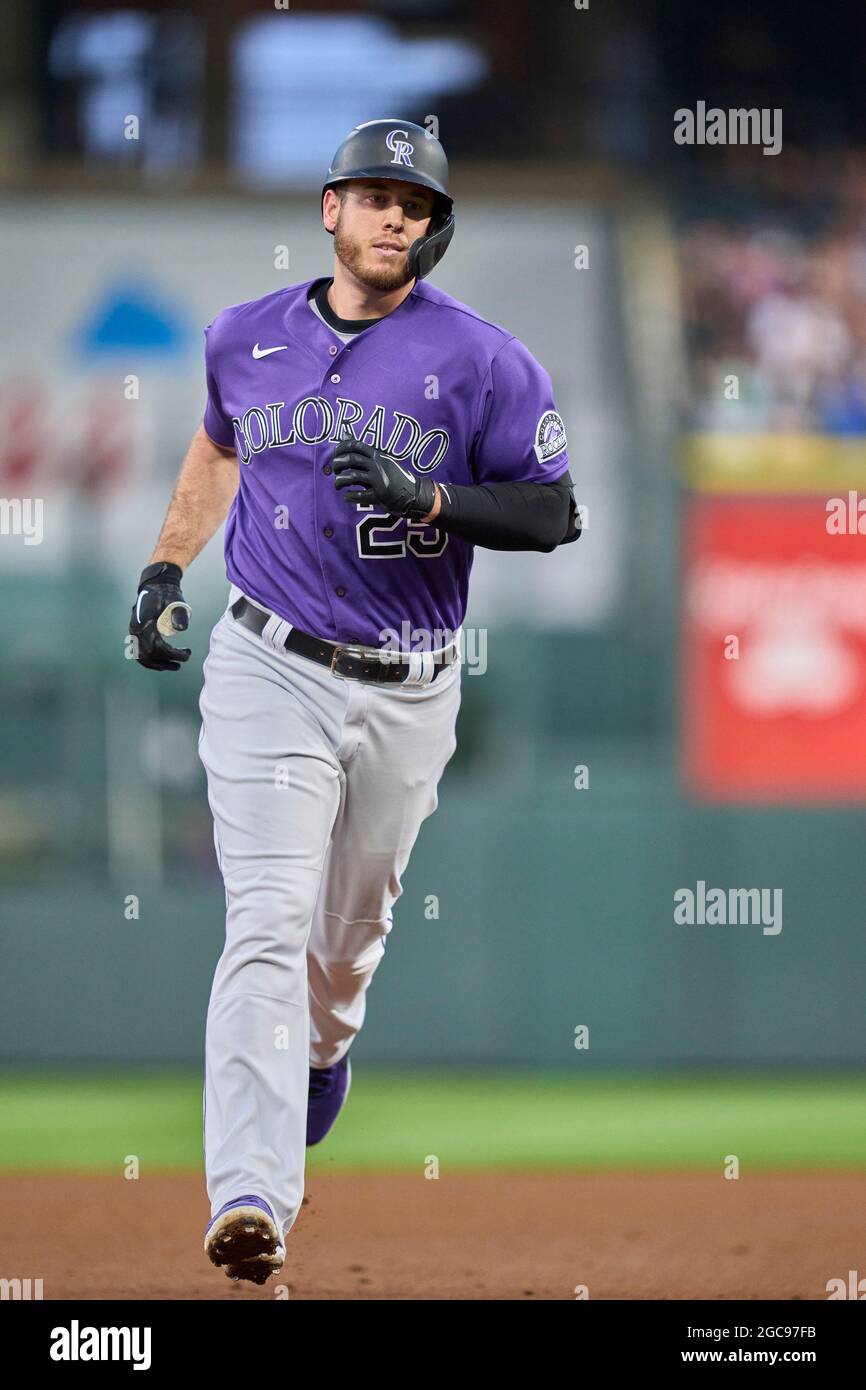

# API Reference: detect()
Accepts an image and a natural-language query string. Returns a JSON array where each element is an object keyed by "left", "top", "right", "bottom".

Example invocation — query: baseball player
[{"left": 129, "top": 119, "right": 579, "bottom": 1285}]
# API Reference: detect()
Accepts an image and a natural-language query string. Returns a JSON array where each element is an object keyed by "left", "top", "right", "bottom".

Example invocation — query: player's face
[{"left": 331, "top": 180, "right": 436, "bottom": 290}]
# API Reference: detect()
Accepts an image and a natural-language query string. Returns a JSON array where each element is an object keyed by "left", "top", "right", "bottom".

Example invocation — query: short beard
[{"left": 333, "top": 211, "right": 415, "bottom": 291}]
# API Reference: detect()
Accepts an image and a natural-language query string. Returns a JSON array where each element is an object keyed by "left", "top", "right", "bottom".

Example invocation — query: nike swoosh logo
[
  {"left": 136, "top": 590, "right": 148, "bottom": 622},
  {"left": 252, "top": 343, "right": 288, "bottom": 359}
]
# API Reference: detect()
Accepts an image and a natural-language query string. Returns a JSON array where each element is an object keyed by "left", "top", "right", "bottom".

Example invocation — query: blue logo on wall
[{"left": 72, "top": 281, "right": 190, "bottom": 359}]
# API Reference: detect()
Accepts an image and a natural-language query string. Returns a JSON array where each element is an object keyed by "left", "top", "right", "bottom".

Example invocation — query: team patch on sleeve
[{"left": 533, "top": 410, "right": 567, "bottom": 464}]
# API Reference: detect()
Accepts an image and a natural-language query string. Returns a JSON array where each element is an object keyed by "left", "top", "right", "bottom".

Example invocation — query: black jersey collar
[{"left": 311, "top": 278, "right": 380, "bottom": 334}]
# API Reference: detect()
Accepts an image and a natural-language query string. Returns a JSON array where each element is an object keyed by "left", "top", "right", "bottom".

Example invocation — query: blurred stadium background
[{"left": 1, "top": 0, "right": 865, "bottom": 1191}]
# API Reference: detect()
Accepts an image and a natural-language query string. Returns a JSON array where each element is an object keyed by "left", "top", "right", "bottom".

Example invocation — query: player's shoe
[
  {"left": 204, "top": 1195, "right": 286, "bottom": 1285},
  {"left": 306, "top": 1055, "right": 352, "bottom": 1146}
]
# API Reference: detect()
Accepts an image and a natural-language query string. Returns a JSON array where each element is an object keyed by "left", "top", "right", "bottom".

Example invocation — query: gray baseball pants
[{"left": 197, "top": 600, "right": 461, "bottom": 1237}]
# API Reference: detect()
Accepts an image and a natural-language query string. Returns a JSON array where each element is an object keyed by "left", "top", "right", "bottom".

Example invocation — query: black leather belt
[{"left": 230, "top": 598, "right": 457, "bottom": 685}]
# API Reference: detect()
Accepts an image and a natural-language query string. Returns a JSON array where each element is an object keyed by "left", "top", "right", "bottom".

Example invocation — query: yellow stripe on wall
[{"left": 682, "top": 433, "right": 866, "bottom": 493}]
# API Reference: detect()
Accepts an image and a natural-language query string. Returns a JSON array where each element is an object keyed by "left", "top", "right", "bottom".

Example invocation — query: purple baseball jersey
[{"left": 203, "top": 277, "right": 569, "bottom": 647}]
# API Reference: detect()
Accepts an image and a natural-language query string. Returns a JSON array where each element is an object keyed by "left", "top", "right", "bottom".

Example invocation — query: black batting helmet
[{"left": 321, "top": 118, "right": 454, "bottom": 281}]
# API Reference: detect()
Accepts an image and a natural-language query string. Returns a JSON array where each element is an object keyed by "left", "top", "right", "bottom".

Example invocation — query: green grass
[{"left": 0, "top": 1069, "right": 864, "bottom": 1173}]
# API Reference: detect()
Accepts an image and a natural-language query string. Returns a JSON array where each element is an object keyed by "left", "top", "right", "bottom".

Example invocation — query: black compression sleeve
[{"left": 429, "top": 475, "right": 575, "bottom": 552}]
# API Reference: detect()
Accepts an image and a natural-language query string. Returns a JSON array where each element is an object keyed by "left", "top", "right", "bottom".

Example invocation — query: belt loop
[
  {"left": 402, "top": 650, "right": 436, "bottom": 686},
  {"left": 261, "top": 612, "right": 293, "bottom": 652}
]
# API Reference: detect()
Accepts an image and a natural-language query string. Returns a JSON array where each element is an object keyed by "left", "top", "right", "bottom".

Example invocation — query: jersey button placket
[{"left": 319, "top": 355, "right": 349, "bottom": 627}]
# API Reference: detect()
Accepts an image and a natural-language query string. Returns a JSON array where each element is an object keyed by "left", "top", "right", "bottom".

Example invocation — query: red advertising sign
[{"left": 682, "top": 495, "right": 866, "bottom": 800}]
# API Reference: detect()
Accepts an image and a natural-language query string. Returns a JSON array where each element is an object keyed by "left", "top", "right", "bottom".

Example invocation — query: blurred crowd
[{"left": 679, "top": 154, "right": 866, "bottom": 434}]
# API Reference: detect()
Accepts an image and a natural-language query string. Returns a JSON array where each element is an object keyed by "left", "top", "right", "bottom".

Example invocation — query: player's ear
[{"left": 322, "top": 187, "right": 341, "bottom": 234}]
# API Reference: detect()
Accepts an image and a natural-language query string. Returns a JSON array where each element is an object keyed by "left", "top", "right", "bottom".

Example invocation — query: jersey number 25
[{"left": 355, "top": 506, "right": 448, "bottom": 559}]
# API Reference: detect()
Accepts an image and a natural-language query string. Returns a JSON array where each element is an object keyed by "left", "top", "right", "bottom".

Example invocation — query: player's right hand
[{"left": 129, "top": 561, "right": 192, "bottom": 671}]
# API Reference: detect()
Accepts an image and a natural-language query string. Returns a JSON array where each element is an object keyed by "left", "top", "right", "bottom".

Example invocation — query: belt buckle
[{"left": 330, "top": 642, "right": 372, "bottom": 680}]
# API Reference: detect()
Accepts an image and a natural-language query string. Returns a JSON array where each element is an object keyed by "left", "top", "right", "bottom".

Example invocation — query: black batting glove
[
  {"left": 129, "top": 561, "right": 192, "bottom": 671},
  {"left": 332, "top": 439, "right": 436, "bottom": 518}
]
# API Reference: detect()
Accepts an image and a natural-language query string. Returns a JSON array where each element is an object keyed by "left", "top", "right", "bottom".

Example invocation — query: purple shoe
[
  {"left": 204, "top": 1195, "right": 285, "bottom": 1285},
  {"left": 306, "top": 1056, "right": 352, "bottom": 1146}
]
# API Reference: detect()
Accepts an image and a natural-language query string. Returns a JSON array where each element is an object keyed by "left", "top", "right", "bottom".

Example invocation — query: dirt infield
[{"left": 1, "top": 1171, "right": 863, "bottom": 1300}]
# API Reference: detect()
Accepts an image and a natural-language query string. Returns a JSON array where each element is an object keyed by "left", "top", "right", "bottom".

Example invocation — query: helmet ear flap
[{"left": 407, "top": 211, "right": 455, "bottom": 281}]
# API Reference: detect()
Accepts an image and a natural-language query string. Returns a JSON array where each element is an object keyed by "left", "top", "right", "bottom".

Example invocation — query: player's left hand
[{"left": 332, "top": 439, "right": 436, "bottom": 519}]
